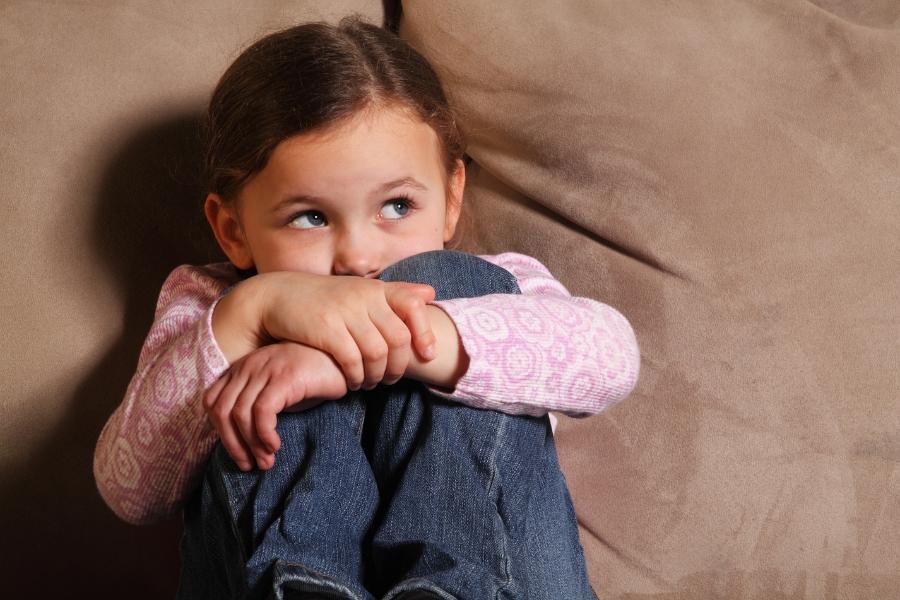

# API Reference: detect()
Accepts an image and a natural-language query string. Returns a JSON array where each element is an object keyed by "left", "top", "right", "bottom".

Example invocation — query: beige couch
[{"left": 3, "top": 1, "right": 898, "bottom": 597}]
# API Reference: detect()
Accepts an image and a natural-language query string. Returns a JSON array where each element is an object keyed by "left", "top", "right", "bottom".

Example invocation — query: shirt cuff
[{"left": 190, "top": 296, "right": 231, "bottom": 421}]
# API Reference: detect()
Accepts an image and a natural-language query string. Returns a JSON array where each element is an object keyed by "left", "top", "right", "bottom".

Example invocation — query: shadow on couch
[{"left": 2, "top": 110, "right": 221, "bottom": 597}]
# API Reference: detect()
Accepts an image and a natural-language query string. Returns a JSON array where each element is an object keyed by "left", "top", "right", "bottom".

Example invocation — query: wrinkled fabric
[
  {"left": 177, "top": 251, "right": 598, "bottom": 599},
  {"left": 401, "top": 2, "right": 900, "bottom": 598}
]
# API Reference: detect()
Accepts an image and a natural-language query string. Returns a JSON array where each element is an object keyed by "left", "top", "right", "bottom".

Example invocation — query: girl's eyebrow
[
  {"left": 376, "top": 176, "right": 428, "bottom": 195},
  {"left": 272, "top": 177, "right": 429, "bottom": 213}
]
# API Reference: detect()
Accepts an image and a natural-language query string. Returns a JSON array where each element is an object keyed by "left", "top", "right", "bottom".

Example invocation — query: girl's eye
[
  {"left": 382, "top": 198, "right": 411, "bottom": 220},
  {"left": 289, "top": 211, "right": 327, "bottom": 229}
]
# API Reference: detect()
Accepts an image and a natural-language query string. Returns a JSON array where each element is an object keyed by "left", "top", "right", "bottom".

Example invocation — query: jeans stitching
[
  {"left": 485, "top": 415, "right": 513, "bottom": 599},
  {"left": 187, "top": 251, "right": 581, "bottom": 599},
  {"left": 212, "top": 450, "right": 252, "bottom": 596},
  {"left": 272, "top": 560, "right": 364, "bottom": 600}
]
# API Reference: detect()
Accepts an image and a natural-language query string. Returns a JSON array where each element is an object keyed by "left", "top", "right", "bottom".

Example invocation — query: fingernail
[{"left": 424, "top": 344, "right": 436, "bottom": 360}]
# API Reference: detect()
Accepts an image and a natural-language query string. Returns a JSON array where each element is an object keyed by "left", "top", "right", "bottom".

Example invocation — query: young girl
[{"left": 94, "top": 17, "right": 640, "bottom": 600}]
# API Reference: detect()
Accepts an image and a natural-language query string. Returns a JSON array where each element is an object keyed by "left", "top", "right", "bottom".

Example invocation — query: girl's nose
[{"left": 332, "top": 235, "right": 380, "bottom": 278}]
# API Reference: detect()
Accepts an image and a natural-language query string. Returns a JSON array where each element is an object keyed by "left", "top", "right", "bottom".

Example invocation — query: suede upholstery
[
  {"left": 2, "top": 0, "right": 898, "bottom": 598},
  {"left": 400, "top": 1, "right": 900, "bottom": 598},
  {"left": 0, "top": 2, "right": 383, "bottom": 596}
]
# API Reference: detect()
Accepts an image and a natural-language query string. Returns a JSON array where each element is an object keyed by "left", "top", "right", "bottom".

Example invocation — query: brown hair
[{"left": 203, "top": 16, "right": 465, "bottom": 211}]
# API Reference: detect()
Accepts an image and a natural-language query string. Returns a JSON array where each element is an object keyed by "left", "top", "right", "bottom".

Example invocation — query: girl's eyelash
[
  {"left": 385, "top": 194, "right": 413, "bottom": 204},
  {"left": 381, "top": 195, "right": 419, "bottom": 220},
  {"left": 286, "top": 196, "right": 418, "bottom": 227},
  {"left": 287, "top": 209, "right": 327, "bottom": 228},
  {"left": 388, "top": 195, "right": 417, "bottom": 209}
]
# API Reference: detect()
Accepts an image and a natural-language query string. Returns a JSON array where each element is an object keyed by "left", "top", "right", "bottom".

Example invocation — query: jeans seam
[
  {"left": 211, "top": 452, "right": 252, "bottom": 596},
  {"left": 485, "top": 415, "right": 513, "bottom": 599},
  {"left": 272, "top": 560, "right": 364, "bottom": 600},
  {"left": 381, "top": 577, "right": 459, "bottom": 600}
]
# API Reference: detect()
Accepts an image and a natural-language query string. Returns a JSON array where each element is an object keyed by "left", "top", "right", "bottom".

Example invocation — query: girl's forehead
[
  {"left": 243, "top": 104, "right": 447, "bottom": 202},
  {"left": 273, "top": 106, "right": 442, "bottom": 172}
]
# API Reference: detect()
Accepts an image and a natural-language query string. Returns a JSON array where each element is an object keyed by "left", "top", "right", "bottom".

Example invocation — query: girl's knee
[
  {"left": 378, "top": 250, "right": 520, "bottom": 300},
  {"left": 429, "top": 398, "right": 550, "bottom": 452}
]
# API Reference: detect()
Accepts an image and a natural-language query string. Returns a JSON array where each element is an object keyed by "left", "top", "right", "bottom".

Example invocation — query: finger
[
  {"left": 368, "top": 304, "right": 411, "bottom": 385},
  {"left": 232, "top": 373, "right": 275, "bottom": 468},
  {"left": 386, "top": 288, "right": 436, "bottom": 361},
  {"left": 316, "top": 319, "right": 365, "bottom": 391},
  {"left": 227, "top": 429, "right": 257, "bottom": 471},
  {"left": 344, "top": 317, "right": 389, "bottom": 390},
  {"left": 208, "top": 372, "right": 254, "bottom": 471},
  {"left": 203, "top": 373, "right": 230, "bottom": 411},
  {"left": 389, "top": 282, "right": 436, "bottom": 303},
  {"left": 253, "top": 385, "right": 288, "bottom": 456},
  {"left": 255, "top": 451, "right": 276, "bottom": 471}
]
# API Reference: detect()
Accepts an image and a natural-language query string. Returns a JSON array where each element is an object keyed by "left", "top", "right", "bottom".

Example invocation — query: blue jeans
[{"left": 177, "top": 250, "right": 597, "bottom": 600}]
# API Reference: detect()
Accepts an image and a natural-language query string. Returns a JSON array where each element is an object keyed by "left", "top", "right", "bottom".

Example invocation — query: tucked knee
[{"left": 378, "top": 250, "right": 520, "bottom": 301}]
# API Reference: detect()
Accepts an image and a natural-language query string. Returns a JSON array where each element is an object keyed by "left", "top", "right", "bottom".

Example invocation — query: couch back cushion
[
  {"left": 401, "top": 2, "right": 900, "bottom": 597},
  {"left": 1, "top": 2, "right": 383, "bottom": 596}
]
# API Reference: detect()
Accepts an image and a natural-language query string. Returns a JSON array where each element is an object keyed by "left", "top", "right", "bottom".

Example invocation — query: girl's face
[{"left": 206, "top": 104, "right": 463, "bottom": 277}]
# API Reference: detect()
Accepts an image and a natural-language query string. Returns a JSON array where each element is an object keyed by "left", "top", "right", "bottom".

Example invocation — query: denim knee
[
  {"left": 378, "top": 250, "right": 520, "bottom": 301},
  {"left": 181, "top": 396, "right": 378, "bottom": 600}
]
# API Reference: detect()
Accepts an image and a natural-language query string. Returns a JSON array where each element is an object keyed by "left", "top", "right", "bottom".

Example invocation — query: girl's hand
[
  {"left": 203, "top": 341, "right": 348, "bottom": 471},
  {"left": 255, "top": 272, "right": 437, "bottom": 391}
]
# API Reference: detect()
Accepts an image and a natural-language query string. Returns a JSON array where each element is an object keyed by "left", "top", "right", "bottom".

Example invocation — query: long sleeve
[
  {"left": 93, "top": 263, "right": 237, "bottom": 525},
  {"left": 427, "top": 252, "right": 640, "bottom": 419},
  {"left": 93, "top": 254, "right": 640, "bottom": 525}
]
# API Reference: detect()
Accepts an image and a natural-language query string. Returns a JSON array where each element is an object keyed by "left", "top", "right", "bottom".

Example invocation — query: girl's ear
[
  {"left": 443, "top": 159, "right": 466, "bottom": 242},
  {"left": 204, "top": 193, "right": 254, "bottom": 269}
]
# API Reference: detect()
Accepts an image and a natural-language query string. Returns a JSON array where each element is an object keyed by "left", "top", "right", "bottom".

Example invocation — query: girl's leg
[
  {"left": 365, "top": 250, "right": 597, "bottom": 600},
  {"left": 177, "top": 394, "right": 379, "bottom": 600}
]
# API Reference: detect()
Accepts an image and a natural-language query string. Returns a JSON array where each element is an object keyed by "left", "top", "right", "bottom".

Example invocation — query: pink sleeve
[
  {"left": 93, "top": 263, "right": 236, "bottom": 525},
  {"left": 427, "top": 253, "right": 640, "bottom": 423}
]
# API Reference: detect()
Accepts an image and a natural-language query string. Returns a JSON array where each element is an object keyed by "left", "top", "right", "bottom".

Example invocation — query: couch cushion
[
  {"left": 401, "top": 2, "right": 900, "bottom": 597},
  {"left": 1, "top": 2, "right": 383, "bottom": 596}
]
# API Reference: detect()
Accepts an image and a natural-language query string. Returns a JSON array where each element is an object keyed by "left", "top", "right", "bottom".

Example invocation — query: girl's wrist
[
  {"left": 211, "top": 276, "right": 269, "bottom": 364},
  {"left": 252, "top": 271, "right": 306, "bottom": 344},
  {"left": 404, "top": 305, "right": 469, "bottom": 390}
]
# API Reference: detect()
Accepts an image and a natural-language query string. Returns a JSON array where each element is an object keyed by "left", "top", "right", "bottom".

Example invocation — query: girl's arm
[
  {"left": 409, "top": 252, "right": 641, "bottom": 418},
  {"left": 93, "top": 263, "right": 451, "bottom": 521},
  {"left": 93, "top": 262, "right": 448, "bottom": 521},
  {"left": 213, "top": 271, "right": 438, "bottom": 390},
  {"left": 93, "top": 264, "right": 238, "bottom": 525},
  {"left": 94, "top": 254, "right": 637, "bottom": 521}
]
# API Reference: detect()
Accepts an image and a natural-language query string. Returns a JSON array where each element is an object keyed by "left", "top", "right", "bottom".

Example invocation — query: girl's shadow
[
  {"left": 3, "top": 109, "right": 224, "bottom": 597},
  {"left": 2, "top": 7, "right": 407, "bottom": 595}
]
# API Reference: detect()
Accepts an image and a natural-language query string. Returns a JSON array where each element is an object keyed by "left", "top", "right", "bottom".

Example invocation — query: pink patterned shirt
[{"left": 94, "top": 253, "right": 640, "bottom": 525}]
